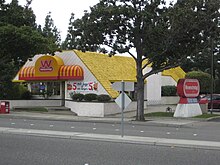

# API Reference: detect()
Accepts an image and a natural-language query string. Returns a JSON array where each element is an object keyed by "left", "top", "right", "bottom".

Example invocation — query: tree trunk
[
  {"left": 136, "top": 77, "right": 145, "bottom": 121},
  {"left": 135, "top": 56, "right": 145, "bottom": 121}
]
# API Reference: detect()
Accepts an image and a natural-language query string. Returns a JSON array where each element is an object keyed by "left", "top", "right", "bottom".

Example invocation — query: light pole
[{"left": 210, "top": 39, "right": 214, "bottom": 114}]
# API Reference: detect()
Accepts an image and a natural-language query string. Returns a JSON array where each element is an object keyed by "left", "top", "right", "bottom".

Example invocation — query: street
[
  {"left": 1, "top": 133, "right": 220, "bottom": 165},
  {"left": 0, "top": 117, "right": 220, "bottom": 142}
]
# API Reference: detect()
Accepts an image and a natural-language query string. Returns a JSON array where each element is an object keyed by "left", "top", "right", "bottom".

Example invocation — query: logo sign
[
  {"left": 111, "top": 82, "right": 134, "bottom": 91},
  {"left": 39, "top": 60, "right": 53, "bottom": 72},
  {"left": 35, "top": 55, "right": 63, "bottom": 78},
  {"left": 177, "top": 79, "right": 200, "bottom": 98}
]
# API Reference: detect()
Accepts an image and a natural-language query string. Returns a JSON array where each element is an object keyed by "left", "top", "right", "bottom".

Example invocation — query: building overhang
[{"left": 17, "top": 55, "right": 84, "bottom": 81}]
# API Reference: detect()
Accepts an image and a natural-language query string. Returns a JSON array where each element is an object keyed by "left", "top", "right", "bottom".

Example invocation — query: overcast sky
[
  {"left": 6, "top": 0, "right": 100, "bottom": 40},
  {"left": 6, "top": 0, "right": 174, "bottom": 41}
]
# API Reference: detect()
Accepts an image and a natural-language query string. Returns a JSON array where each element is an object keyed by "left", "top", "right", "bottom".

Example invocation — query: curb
[{"left": 1, "top": 127, "right": 220, "bottom": 150}]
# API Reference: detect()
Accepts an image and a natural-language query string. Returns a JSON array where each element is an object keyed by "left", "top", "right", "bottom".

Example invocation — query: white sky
[
  {"left": 6, "top": 0, "right": 174, "bottom": 41},
  {"left": 6, "top": 0, "right": 100, "bottom": 41}
]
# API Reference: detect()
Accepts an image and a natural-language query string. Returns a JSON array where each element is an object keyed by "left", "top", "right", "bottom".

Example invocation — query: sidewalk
[{"left": 0, "top": 104, "right": 200, "bottom": 127}]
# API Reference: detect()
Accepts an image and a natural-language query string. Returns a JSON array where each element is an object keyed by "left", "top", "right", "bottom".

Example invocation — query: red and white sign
[
  {"left": 177, "top": 79, "right": 200, "bottom": 98},
  {"left": 67, "top": 81, "right": 98, "bottom": 92}
]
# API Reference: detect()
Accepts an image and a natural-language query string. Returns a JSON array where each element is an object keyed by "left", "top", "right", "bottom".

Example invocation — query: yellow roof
[
  {"left": 162, "top": 66, "right": 186, "bottom": 82},
  {"left": 74, "top": 50, "right": 186, "bottom": 98},
  {"left": 74, "top": 50, "right": 137, "bottom": 98}
]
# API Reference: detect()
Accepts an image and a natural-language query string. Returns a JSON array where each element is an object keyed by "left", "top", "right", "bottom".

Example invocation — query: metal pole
[
  {"left": 121, "top": 81, "right": 125, "bottom": 138},
  {"left": 210, "top": 39, "right": 214, "bottom": 114}
]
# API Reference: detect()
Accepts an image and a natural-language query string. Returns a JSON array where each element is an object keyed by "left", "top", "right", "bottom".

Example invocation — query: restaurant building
[{"left": 12, "top": 50, "right": 185, "bottom": 116}]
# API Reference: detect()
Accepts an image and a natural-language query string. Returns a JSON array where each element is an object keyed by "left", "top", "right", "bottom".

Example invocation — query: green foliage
[
  {"left": 42, "top": 12, "right": 61, "bottom": 47},
  {"left": 214, "top": 79, "right": 220, "bottom": 93},
  {"left": 0, "top": 0, "right": 59, "bottom": 100},
  {"left": 185, "top": 71, "right": 211, "bottom": 94},
  {"left": 161, "top": 86, "right": 177, "bottom": 96},
  {"left": 97, "top": 94, "right": 111, "bottom": 102},
  {"left": 70, "top": 93, "right": 84, "bottom": 101},
  {"left": 0, "top": 81, "right": 31, "bottom": 100},
  {"left": 84, "top": 93, "right": 98, "bottom": 101},
  {"left": 21, "top": 90, "right": 32, "bottom": 100}
]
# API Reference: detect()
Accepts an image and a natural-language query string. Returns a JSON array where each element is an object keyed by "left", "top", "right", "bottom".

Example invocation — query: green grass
[
  {"left": 13, "top": 107, "right": 48, "bottom": 112},
  {"left": 144, "top": 112, "right": 220, "bottom": 119},
  {"left": 144, "top": 112, "right": 174, "bottom": 117},
  {"left": 193, "top": 113, "right": 220, "bottom": 118}
]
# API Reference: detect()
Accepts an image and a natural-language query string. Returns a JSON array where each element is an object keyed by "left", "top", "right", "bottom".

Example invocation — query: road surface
[{"left": 1, "top": 133, "right": 220, "bottom": 165}]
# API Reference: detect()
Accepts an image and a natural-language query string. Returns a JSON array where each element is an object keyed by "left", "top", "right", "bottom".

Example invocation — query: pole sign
[
  {"left": 112, "top": 82, "right": 134, "bottom": 91},
  {"left": 177, "top": 79, "right": 200, "bottom": 104},
  {"left": 112, "top": 81, "right": 133, "bottom": 138},
  {"left": 115, "top": 93, "right": 132, "bottom": 109}
]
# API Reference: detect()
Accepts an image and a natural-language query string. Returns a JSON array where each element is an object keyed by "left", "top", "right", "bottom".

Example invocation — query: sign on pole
[
  {"left": 113, "top": 81, "right": 133, "bottom": 138},
  {"left": 115, "top": 93, "right": 132, "bottom": 109},
  {"left": 112, "top": 82, "right": 134, "bottom": 91}
]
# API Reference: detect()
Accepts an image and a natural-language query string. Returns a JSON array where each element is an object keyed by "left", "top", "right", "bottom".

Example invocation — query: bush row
[
  {"left": 70, "top": 93, "right": 111, "bottom": 102},
  {"left": 161, "top": 85, "right": 177, "bottom": 96}
]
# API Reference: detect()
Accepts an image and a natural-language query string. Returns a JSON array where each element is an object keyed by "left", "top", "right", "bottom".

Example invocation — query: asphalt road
[
  {"left": 0, "top": 117, "right": 220, "bottom": 142},
  {"left": 1, "top": 133, "right": 220, "bottom": 165}
]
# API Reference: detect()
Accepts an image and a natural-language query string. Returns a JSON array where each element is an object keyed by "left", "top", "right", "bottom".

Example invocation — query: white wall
[
  {"left": 146, "top": 73, "right": 162, "bottom": 103},
  {"left": 0, "top": 100, "right": 61, "bottom": 109},
  {"left": 161, "top": 76, "right": 177, "bottom": 86},
  {"left": 65, "top": 100, "right": 148, "bottom": 117}
]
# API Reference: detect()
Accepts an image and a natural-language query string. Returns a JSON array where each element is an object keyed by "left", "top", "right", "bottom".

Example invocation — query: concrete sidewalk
[{"left": 0, "top": 104, "right": 199, "bottom": 127}]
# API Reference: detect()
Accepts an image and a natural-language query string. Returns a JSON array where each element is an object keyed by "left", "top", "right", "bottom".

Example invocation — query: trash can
[{"left": 0, "top": 101, "right": 10, "bottom": 114}]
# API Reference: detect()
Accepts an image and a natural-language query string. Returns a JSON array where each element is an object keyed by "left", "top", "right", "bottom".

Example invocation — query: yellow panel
[
  {"left": 162, "top": 67, "right": 186, "bottom": 82},
  {"left": 74, "top": 50, "right": 136, "bottom": 98},
  {"left": 35, "top": 55, "right": 64, "bottom": 78}
]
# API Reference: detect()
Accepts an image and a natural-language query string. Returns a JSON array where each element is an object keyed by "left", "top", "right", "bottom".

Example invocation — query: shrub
[
  {"left": 161, "top": 86, "right": 177, "bottom": 96},
  {"left": 97, "top": 94, "right": 111, "bottom": 102},
  {"left": 21, "top": 91, "right": 32, "bottom": 99},
  {"left": 8, "top": 84, "right": 32, "bottom": 99},
  {"left": 84, "top": 93, "right": 97, "bottom": 101},
  {"left": 70, "top": 93, "right": 84, "bottom": 101}
]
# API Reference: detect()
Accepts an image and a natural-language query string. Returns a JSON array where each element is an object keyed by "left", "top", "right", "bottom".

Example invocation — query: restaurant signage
[
  {"left": 67, "top": 81, "right": 98, "bottom": 92},
  {"left": 177, "top": 79, "right": 200, "bottom": 98}
]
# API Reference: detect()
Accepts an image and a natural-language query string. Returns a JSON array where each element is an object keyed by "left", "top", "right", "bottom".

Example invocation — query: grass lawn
[
  {"left": 144, "top": 112, "right": 174, "bottom": 117},
  {"left": 144, "top": 112, "right": 220, "bottom": 119},
  {"left": 13, "top": 107, "right": 48, "bottom": 112},
  {"left": 193, "top": 113, "right": 220, "bottom": 118}
]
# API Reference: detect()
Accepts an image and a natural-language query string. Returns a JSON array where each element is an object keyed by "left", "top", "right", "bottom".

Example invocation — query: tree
[
  {"left": 66, "top": 0, "right": 220, "bottom": 121},
  {"left": 62, "top": 13, "right": 75, "bottom": 50},
  {"left": 0, "top": 0, "right": 58, "bottom": 99},
  {"left": 0, "top": 0, "right": 36, "bottom": 28},
  {"left": 42, "top": 12, "right": 61, "bottom": 48}
]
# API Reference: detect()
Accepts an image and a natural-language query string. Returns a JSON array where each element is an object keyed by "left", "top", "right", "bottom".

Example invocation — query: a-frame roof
[
  {"left": 74, "top": 50, "right": 186, "bottom": 98},
  {"left": 74, "top": 50, "right": 137, "bottom": 98}
]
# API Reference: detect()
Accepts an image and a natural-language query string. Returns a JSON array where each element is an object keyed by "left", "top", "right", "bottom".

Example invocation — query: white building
[{"left": 12, "top": 50, "right": 185, "bottom": 116}]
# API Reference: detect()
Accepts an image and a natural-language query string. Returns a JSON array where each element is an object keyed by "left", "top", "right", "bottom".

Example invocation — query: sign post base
[{"left": 174, "top": 103, "right": 202, "bottom": 118}]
